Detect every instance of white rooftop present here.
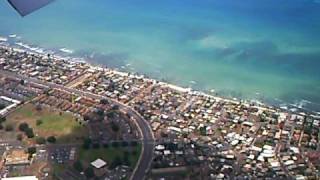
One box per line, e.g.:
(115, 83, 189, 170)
(155, 145, 165, 150)
(91, 158, 107, 169)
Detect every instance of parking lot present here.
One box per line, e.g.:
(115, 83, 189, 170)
(49, 145, 77, 164)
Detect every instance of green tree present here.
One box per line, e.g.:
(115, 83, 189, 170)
(19, 122, 29, 132)
(199, 126, 207, 136)
(123, 153, 130, 166)
(36, 119, 43, 126)
(36, 137, 46, 144)
(111, 141, 119, 148)
(109, 156, 122, 169)
(103, 143, 109, 148)
(82, 138, 92, 149)
(100, 99, 109, 105)
(84, 167, 95, 178)
(47, 136, 56, 143)
(27, 147, 36, 155)
(96, 108, 104, 116)
(107, 111, 115, 119)
(73, 160, 83, 172)
(0, 116, 6, 123)
(25, 128, 35, 138)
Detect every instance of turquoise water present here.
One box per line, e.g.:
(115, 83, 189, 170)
(0, 0, 320, 111)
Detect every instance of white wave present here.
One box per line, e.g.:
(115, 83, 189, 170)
(15, 42, 32, 49)
(60, 48, 74, 54)
(289, 108, 298, 112)
(301, 99, 312, 104)
(291, 99, 312, 109)
(9, 34, 17, 38)
(0, 36, 8, 42)
(30, 47, 45, 54)
(15, 42, 47, 54)
(190, 80, 197, 84)
(251, 99, 264, 106)
(280, 105, 288, 110)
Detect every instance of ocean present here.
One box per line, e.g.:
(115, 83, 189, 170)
(0, 0, 320, 111)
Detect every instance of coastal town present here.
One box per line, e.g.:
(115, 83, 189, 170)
(0, 44, 319, 180)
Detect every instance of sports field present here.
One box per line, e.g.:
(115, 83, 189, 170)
(6, 103, 88, 143)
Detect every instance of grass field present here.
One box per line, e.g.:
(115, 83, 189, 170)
(6, 103, 88, 143)
(78, 144, 142, 169)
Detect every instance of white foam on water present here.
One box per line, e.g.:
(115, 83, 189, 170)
(14, 42, 49, 55)
(31, 47, 45, 54)
(59, 48, 74, 54)
(0, 37, 8, 42)
(15, 42, 32, 49)
(9, 34, 17, 38)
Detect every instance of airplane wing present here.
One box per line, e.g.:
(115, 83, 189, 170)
(7, 0, 55, 16)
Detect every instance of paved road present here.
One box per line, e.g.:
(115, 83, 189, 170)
(122, 106, 155, 180)
(0, 70, 155, 180)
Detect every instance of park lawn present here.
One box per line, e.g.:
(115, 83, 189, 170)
(52, 163, 65, 174)
(37, 111, 78, 134)
(78, 144, 142, 169)
(6, 103, 88, 143)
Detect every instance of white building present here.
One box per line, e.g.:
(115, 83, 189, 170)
(3, 176, 38, 180)
(91, 158, 107, 169)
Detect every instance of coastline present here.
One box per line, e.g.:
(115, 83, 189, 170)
(0, 37, 319, 114)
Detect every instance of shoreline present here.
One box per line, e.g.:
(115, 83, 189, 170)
(0, 38, 318, 114)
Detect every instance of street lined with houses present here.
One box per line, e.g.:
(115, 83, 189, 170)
(0, 46, 319, 179)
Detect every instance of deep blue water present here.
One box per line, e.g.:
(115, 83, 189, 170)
(0, 0, 320, 111)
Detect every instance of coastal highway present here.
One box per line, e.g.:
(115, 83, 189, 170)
(0, 70, 155, 180)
